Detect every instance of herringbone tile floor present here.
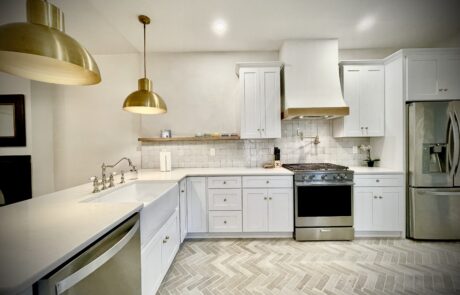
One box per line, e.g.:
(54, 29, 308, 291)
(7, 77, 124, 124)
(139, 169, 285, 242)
(158, 238, 460, 295)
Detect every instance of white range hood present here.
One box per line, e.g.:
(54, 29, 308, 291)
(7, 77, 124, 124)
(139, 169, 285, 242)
(280, 39, 349, 119)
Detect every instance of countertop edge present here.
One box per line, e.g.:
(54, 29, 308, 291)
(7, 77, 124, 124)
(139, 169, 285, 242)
(0, 204, 143, 295)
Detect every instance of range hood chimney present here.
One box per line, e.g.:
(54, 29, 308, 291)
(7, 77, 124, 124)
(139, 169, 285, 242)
(280, 39, 349, 119)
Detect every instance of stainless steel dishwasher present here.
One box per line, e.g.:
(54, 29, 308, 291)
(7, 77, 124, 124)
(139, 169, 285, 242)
(37, 213, 141, 295)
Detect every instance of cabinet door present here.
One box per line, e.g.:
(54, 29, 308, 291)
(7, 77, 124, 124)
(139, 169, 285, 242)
(161, 211, 180, 276)
(354, 188, 375, 231)
(268, 188, 293, 232)
(359, 66, 384, 136)
(240, 68, 262, 139)
(406, 55, 443, 101)
(260, 68, 281, 138)
(440, 55, 460, 100)
(242, 189, 268, 232)
(179, 179, 187, 242)
(373, 189, 400, 231)
(342, 66, 363, 136)
(187, 177, 207, 233)
(142, 233, 163, 295)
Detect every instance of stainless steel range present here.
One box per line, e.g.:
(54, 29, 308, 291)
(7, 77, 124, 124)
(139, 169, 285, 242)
(282, 163, 354, 241)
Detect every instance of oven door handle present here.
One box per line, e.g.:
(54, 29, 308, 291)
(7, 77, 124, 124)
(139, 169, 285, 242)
(295, 182, 355, 187)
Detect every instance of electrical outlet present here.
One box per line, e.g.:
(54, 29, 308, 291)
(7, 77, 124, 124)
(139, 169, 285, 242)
(210, 148, 216, 157)
(352, 146, 358, 154)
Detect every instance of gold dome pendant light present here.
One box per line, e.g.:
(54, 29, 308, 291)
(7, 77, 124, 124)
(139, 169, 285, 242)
(123, 15, 167, 115)
(0, 0, 101, 85)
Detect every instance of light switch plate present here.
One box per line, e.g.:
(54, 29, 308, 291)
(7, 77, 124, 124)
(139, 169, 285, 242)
(210, 148, 216, 157)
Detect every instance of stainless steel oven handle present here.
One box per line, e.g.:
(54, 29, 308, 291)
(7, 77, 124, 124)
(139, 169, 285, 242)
(55, 220, 140, 294)
(295, 182, 354, 187)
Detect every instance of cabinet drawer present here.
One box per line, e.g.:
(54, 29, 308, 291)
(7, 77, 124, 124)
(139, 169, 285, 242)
(208, 189, 242, 210)
(354, 175, 404, 187)
(207, 176, 242, 188)
(208, 211, 242, 232)
(242, 176, 293, 188)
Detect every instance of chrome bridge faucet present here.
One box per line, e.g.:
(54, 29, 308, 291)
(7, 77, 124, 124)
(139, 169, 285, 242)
(90, 157, 138, 193)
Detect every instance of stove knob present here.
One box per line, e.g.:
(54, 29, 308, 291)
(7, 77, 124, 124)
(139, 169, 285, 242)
(333, 175, 339, 180)
(309, 175, 315, 180)
(340, 174, 347, 180)
(321, 175, 327, 180)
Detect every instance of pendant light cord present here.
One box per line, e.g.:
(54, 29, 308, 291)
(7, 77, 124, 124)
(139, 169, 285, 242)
(143, 22, 147, 78)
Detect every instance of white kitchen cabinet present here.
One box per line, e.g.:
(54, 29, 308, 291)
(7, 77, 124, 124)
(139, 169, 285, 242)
(406, 54, 460, 101)
(243, 188, 293, 232)
(208, 211, 242, 232)
(333, 64, 384, 137)
(208, 189, 242, 211)
(142, 232, 163, 295)
(187, 177, 207, 233)
(179, 179, 187, 242)
(354, 173, 404, 236)
(142, 210, 180, 295)
(267, 189, 294, 232)
(242, 189, 268, 232)
(161, 210, 180, 275)
(237, 63, 282, 139)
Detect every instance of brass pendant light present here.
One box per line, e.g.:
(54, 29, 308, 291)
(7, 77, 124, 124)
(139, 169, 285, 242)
(0, 0, 101, 85)
(123, 15, 167, 115)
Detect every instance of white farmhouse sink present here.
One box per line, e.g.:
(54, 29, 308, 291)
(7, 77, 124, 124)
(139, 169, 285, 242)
(85, 181, 177, 205)
(83, 181, 179, 247)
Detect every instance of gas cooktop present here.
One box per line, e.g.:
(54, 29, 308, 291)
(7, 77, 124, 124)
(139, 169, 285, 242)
(282, 163, 349, 172)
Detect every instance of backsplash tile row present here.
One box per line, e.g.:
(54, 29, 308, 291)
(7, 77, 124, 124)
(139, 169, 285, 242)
(141, 120, 370, 168)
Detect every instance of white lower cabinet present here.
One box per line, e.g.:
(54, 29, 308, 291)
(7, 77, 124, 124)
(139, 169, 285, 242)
(354, 174, 404, 236)
(142, 209, 180, 295)
(187, 177, 207, 233)
(243, 188, 293, 232)
(208, 211, 242, 232)
(142, 233, 163, 295)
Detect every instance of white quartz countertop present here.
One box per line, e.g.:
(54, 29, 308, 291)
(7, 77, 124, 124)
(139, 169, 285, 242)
(137, 167, 293, 182)
(0, 167, 292, 294)
(349, 166, 404, 174)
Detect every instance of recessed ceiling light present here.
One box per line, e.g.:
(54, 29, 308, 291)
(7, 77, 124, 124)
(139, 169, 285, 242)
(356, 15, 376, 32)
(211, 19, 228, 36)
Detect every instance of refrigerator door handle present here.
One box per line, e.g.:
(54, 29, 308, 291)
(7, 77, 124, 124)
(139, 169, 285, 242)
(448, 111, 460, 177)
(453, 112, 460, 175)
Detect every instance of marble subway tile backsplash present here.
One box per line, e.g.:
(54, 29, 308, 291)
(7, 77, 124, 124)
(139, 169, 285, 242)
(141, 120, 370, 168)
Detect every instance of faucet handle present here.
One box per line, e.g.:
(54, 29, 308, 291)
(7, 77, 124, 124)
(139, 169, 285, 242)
(120, 170, 125, 184)
(90, 176, 100, 193)
(108, 172, 116, 188)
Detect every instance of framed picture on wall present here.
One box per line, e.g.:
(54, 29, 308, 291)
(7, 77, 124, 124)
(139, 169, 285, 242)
(0, 94, 26, 147)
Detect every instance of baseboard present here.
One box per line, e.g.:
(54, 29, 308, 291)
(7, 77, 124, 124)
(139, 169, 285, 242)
(354, 231, 403, 238)
(186, 232, 294, 239)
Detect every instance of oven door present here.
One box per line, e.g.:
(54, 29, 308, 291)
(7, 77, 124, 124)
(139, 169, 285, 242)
(295, 182, 353, 227)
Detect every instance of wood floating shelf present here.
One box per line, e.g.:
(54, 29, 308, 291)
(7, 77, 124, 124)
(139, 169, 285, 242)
(138, 135, 241, 142)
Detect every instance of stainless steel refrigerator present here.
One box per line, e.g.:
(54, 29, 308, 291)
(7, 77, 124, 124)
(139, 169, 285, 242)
(408, 101, 460, 240)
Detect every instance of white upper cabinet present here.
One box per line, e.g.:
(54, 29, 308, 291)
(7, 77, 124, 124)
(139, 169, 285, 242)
(406, 53, 460, 101)
(333, 64, 384, 137)
(237, 63, 282, 139)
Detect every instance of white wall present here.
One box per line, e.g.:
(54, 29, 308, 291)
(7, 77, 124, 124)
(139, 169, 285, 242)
(52, 54, 142, 190)
(30, 82, 56, 196)
(434, 32, 460, 48)
(141, 51, 278, 137)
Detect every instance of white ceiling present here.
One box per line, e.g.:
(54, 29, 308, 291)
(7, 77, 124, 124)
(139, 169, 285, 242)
(2, 0, 460, 54)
